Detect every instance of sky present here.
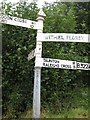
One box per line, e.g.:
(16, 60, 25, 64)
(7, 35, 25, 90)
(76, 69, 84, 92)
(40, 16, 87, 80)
(1, 0, 59, 8)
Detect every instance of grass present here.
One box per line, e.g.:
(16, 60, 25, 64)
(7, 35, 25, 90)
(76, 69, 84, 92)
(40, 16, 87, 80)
(20, 107, 88, 119)
(43, 107, 88, 118)
(20, 87, 88, 119)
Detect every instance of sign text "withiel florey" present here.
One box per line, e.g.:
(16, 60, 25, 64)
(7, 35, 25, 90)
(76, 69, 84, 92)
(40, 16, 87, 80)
(37, 33, 89, 43)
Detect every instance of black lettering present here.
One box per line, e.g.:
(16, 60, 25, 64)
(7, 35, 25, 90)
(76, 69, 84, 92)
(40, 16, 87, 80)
(84, 64, 88, 69)
(73, 62, 76, 69)
(49, 59, 59, 63)
(14, 17, 27, 23)
(72, 36, 75, 40)
(50, 63, 54, 67)
(61, 64, 71, 69)
(43, 62, 60, 68)
(66, 35, 70, 40)
(77, 63, 90, 69)
(78, 36, 81, 40)
(80, 63, 88, 68)
(81, 63, 84, 68)
(19, 18, 23, 22)
(49, 35, 53, 40)
(80, 36, 83, 40)
(43, 62, 45, 66)
(77, 63, 80, 68)
(44, 58, 59, 64)
(14, 17, 17, 21)
(43, 62, 49, 67)
(50, 63, 59, 68)
(58, 35, 64, 40)
(8, 16, 13, 20)
(48, 35, 51, 39)
(44, 58, 49, 62)
(54, 36, 58, 39)
(67, 35, 82, 41)
(48, 59, 52, 62)
(85, 64, 88, 69)
(30, 24, 34, 28)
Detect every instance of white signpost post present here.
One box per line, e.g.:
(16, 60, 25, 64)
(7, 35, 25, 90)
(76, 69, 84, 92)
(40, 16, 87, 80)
(32, 9, 46, 119)
(1, 7, 90, 119)
(37, 33, 89, 43)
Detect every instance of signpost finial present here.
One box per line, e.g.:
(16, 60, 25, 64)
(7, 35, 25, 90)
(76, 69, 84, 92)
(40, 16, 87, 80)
(37, 9, 46, 21)
(38, 8, 46, 17)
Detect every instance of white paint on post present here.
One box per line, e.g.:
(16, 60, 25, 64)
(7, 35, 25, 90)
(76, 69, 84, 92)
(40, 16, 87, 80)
(35, 57, 90, 70)
(0, 15, 42, 29)
(37, 33, 89, 43)
(32, 9, 46, 119)
(33, 68, 41, 119)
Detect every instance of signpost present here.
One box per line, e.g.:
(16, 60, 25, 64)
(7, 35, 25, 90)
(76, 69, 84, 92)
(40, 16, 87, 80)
(1, 6, 90, 119)
(35, 58, 90, 70)
(32, 9, 46, 119)
(0, 15, 42, 29)
(37, 33, 89, 43)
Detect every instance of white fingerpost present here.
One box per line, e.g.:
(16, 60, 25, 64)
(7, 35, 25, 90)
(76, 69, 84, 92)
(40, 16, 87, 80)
(32, 9, 46, 119)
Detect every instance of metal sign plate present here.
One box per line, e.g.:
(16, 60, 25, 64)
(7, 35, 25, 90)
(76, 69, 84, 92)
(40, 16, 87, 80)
(37, 33, 89, 43)
(0, 15, 42, 29)
(35, 57, 90, 70)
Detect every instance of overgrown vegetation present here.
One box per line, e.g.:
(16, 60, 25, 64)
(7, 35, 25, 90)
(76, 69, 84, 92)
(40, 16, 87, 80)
(1, 1, 89, 119)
